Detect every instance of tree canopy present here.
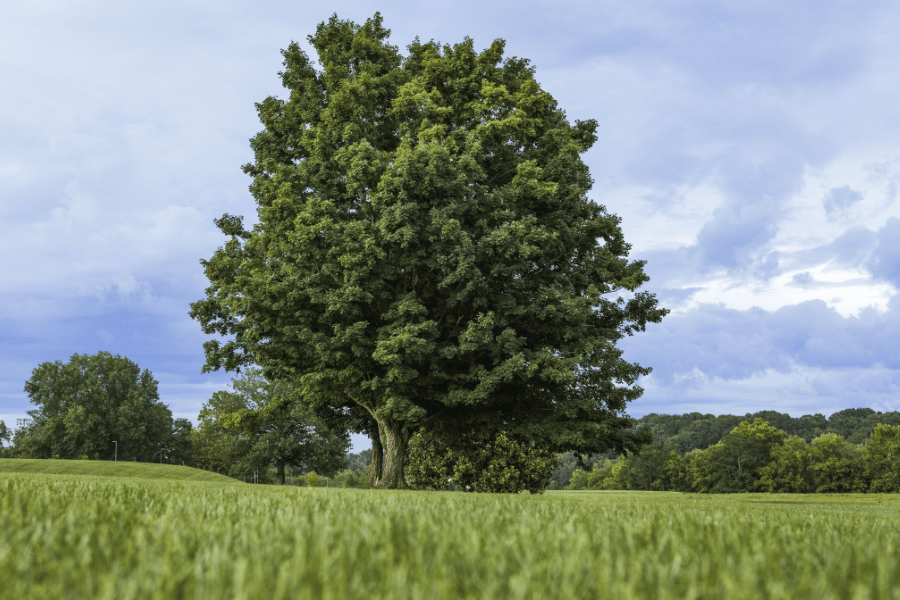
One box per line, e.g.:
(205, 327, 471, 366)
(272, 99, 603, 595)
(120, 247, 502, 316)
(189, 12, 668, 488)
(192, 367, 349, 483)
(633, 408, 900, 454)
(18, 351, 174, 461)
(562, 411, 900, 494)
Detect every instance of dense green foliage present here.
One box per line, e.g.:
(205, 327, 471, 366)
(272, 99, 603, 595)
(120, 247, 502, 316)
(0, 421, 10, 458)
(407, 429, 557, 493)
(4, 473, 900, 599)
(565, 416, 900, 494)
(191, 368, 349, 484)
(554, 408, 900, 491)
(330, 449, 375, 488)
(188, 12, 667, 488)
(331, 468, 371, 488)
(15, 351, 179, 462)
(635, 408, 900, 452)
(0, 459, 234, 482)
(169, 417, 195, 466)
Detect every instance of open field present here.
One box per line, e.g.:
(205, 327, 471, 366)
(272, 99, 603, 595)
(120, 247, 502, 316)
(2, 474, 900, 599)
(0, 458, 236, 482)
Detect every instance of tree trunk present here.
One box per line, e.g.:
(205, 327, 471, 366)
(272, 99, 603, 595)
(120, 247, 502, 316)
(372, 420, 410, 490)
(368, 431, 383, 488)
(277, 460, 286, 485)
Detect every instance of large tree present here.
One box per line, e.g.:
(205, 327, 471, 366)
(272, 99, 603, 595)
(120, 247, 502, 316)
(19, 351, 173, 461)
(189, 13, 669, 488)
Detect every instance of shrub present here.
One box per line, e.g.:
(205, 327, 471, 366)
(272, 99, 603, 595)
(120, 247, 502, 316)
(407, 430, 558, 494)
(334, 469, 369, 488)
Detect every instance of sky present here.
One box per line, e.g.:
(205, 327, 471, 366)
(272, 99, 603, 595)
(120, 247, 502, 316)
(2, 0, 899, 452)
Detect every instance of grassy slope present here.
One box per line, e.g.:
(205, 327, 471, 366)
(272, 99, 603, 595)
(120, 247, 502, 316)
(0, 458, 237, 482)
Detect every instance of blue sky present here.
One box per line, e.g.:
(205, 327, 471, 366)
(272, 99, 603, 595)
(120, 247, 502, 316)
(2, 1, 898, 452)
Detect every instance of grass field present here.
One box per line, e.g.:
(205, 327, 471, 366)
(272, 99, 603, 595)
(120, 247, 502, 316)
(2, 467, 900, 599)
(0, 458, 235, 482)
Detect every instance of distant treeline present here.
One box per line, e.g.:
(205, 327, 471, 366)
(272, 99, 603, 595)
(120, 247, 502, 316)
(550, 408, 900, 493)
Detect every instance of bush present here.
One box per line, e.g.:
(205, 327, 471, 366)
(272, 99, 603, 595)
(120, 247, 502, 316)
(333, 469, 369, 488)
(305, 471, 323, 488)
(407, 430, 558, 494)
(333, 469, 352, 488)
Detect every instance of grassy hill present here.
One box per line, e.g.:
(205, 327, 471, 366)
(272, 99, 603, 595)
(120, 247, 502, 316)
(0, 458, 238, 483)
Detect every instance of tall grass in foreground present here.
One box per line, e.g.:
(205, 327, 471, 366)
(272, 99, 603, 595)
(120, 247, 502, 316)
(2, 474, 899, 599)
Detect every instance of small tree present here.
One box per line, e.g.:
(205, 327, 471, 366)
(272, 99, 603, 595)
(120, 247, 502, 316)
(191, 389, 254, 478)
(305, 471, 323, 487)
(194, 368, 349, 483)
